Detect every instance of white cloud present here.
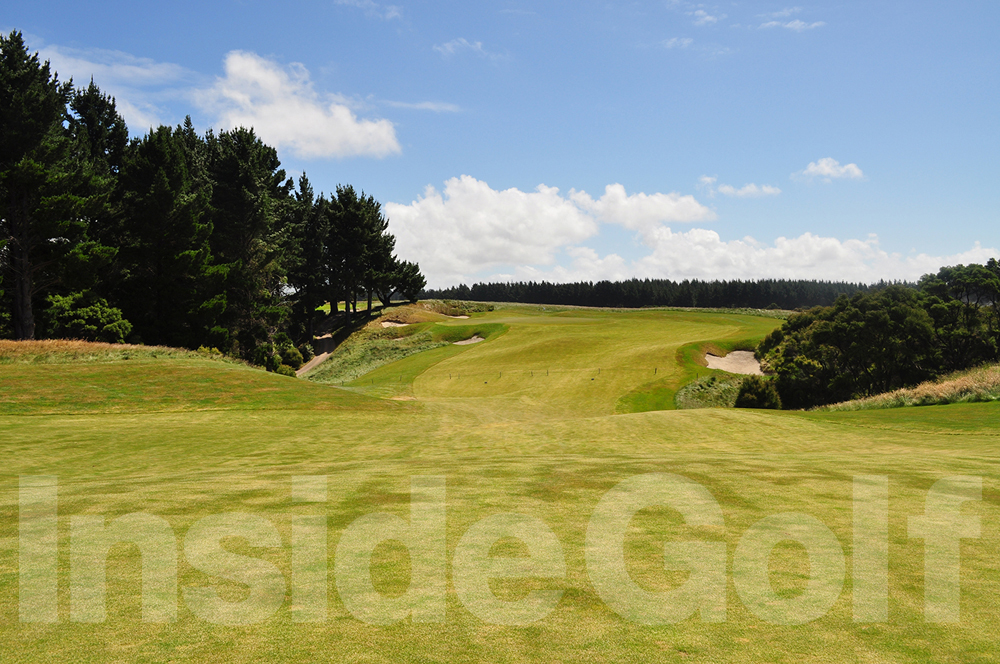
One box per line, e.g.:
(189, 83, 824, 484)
(570, 184, 715, 232)
(433, 38, 506, 61)
(717, 183, 782, 197)
(35, 43, 195, 130)
(334, 0, 402, 20)
(765, 7, 802, 18)
(384, 100, 461, 112)
(662, 37, 694, 49)
(760, 19, 825, 30)
(386, 176, 599, 286)
(487, 232, 997, 287)
(691, 9, 724, 25)
(799, 157, 864, 181)
(699, 176, 781, 198)
(632, 232, 996, 283)
(195, 51, 400, 159)
(386, 177, 717, 287)
(387, 176, 995, 288)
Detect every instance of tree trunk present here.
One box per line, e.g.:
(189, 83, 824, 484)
(367, 289, 373, 314)
(10, 195, 35, 340)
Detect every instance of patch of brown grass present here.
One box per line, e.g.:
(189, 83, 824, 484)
(823, 363, 1000, 411)
(0, 339, 208, 364)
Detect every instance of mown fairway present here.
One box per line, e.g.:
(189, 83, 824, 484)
(1, 306, 998, 663)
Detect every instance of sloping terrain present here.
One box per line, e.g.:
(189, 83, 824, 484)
(1, 307, 999, 663)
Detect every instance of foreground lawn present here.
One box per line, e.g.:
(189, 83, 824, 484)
(1, 307, 997, 663)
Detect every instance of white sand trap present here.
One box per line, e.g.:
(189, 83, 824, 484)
(705, 351, 762, 375)
(454, 335, 484, 345)
(447, 315, 470, 319)
(381, 321, 409, 328)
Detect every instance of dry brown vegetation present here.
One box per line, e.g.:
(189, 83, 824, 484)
(823, 362, 1000, 411)
(0, 339, 212, 364)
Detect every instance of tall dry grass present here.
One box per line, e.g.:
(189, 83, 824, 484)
(0, 339, 211, 364)
(822, 363, 1000, 411)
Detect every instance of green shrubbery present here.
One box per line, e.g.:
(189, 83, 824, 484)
(734, 375, 782, 409)
(45, 293, 132, 344)
(757, 263, 1000, 408)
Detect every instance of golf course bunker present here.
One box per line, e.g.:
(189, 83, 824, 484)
(454, 335, 484, 345)
(705, 351, 762, 375)
(381, 321, 409, 328)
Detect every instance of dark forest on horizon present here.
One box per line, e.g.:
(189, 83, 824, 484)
(421, 277, 885, 310)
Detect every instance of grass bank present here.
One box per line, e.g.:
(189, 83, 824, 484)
(822, 362, 1000, 411)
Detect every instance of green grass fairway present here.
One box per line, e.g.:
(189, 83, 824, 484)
(2, 306, 999, 663)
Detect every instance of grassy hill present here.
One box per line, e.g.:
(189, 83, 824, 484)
(822, 362, 1000, 411)
(2, 306, 999, 663)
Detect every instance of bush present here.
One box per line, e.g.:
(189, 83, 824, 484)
(735, 375, 783, 409)
(45, 292, 132, 343)
(298, 343, 315, 362)
(280, 346, 304, 370)
(274, 364, 297, 377)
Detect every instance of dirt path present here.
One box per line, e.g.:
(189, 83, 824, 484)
(296, 352, 329, 376)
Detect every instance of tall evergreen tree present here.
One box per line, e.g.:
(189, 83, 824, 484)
(206, 126, 292, 357)
(286, 173, 334, 340)
(0, 31, 117, 339)
(0, 31, 73, 339)
(115, 123, 215, 346)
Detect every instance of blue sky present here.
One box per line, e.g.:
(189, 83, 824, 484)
(6, 1, 998, 287)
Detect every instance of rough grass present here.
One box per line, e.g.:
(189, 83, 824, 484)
(0, 341, 381, 415)
(822, 362, 1000, 411)
(305, 318, 507, 385)
(675, 372, 744, 409)
(0, 339, 225, 364)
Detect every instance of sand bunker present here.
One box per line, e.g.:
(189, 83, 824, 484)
(447, 315, 470, 319)
(381, 321, 409, 328)
(454, 335, 484, 345)
(705, 351, 762, 375)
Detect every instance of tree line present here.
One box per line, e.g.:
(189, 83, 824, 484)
(422, 278, 876, 310)
(0, 32, 425, 367)
(757, 260, 1000, 409)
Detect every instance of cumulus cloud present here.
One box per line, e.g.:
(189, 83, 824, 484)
(334, 0, 402, 20)
(662, 37, 694, 49)
(633, 233, 995, 283)
(386, 176, 599, 286)
(195, 51, 400, 159)
(433, 38, 506, 61)
(484, 232, 997, 287)
(386, 175, 996, 288)
(386, 177, 718, 286)
(760, 19, 825, 30)
(570, 184, 715, 232)
(799, 157, 864, 181)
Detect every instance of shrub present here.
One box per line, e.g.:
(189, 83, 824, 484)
(274, 364, 297, 377)
(298, 343, 315, 362)
(45, 292, 132, 344)
(280, 346, 304, 370)
(735, 375, 783, 409)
